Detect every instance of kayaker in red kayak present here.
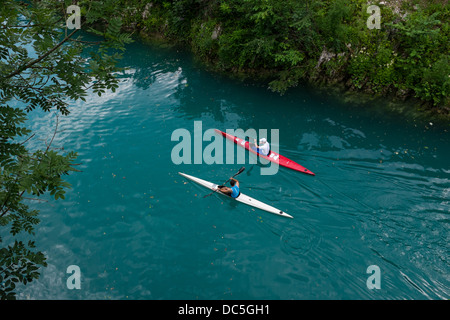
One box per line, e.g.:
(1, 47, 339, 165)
(214, 129, 315, 175)
(217, 178, 240, 198)
(251, 138, 271, 156)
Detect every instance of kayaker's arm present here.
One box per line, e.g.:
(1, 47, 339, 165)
(218, 186, 232, 195)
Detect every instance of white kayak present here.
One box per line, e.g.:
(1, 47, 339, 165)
(178, 172, 293, 219)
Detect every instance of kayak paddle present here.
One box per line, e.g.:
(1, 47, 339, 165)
(203, 167, 245, 198)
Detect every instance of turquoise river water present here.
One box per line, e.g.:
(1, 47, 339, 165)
(12, 39, 450, 299)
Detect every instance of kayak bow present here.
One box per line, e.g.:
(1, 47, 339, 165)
(214, 129, 315, 176)
(179, 172, 293, 219)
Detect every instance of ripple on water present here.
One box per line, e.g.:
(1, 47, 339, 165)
(280, 224, 322, 257)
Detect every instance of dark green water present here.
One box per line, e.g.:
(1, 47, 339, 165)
(16, 39, 449, 299)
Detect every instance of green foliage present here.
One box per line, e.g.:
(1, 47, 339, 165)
(416, 55, 450, 105)
(0, 0, 131, 299)
(316, 0, 356, 51)
(217, 28, 252, 68)
(189, 19, 220, 62)
(385, 5, 449, 105)
(0, 106, 79, 300)
(117, 0, 449, 109)
(348, 42, 397, 92)
(0, 240, 47, 300)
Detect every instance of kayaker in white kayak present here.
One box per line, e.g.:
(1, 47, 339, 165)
(251, 138, 270, 156)
(217, 178, 240, 198)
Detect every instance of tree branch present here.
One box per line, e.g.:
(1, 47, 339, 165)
(2, 28, 79, 80)
(19, 133, 36, 145)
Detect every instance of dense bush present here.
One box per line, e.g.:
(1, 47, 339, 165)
(120, 0, 449, 110)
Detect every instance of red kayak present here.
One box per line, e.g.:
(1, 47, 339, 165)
(215, 129, 315, 176)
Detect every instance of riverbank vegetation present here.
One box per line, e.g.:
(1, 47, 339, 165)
(119, 0, 449, 115)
